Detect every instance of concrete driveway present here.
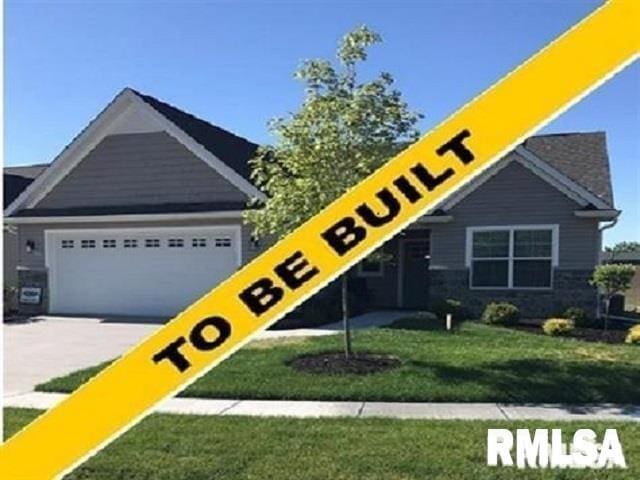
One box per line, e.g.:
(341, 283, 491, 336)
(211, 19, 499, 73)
(3, 316, 160, 396)
(3, 310, 407, 397)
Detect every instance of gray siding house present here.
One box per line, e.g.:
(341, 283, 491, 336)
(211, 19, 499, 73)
(4, 88, 618, 318)
(4, 165, 48, 290)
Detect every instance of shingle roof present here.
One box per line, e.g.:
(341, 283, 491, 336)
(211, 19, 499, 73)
(132, 90, 259, 182)
(524, 132, 614, 207)
(3, 164, 48, 207)
(3, 89, 616, 215)
(4, 164, 48, 180)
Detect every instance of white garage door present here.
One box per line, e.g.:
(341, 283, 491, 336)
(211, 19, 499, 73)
(46, 226, 241, 317)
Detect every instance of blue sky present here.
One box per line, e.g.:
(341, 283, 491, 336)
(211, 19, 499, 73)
(5, 0, 638, 246)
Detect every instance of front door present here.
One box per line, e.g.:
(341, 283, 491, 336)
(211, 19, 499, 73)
(401, 239, 430, 309)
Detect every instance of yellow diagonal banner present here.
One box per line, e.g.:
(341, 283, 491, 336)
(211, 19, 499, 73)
(2, 1, 638, 478)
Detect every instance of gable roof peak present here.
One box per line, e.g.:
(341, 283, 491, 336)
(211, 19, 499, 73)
(523, 131, 613, 207)
(126, 88, 259, 183)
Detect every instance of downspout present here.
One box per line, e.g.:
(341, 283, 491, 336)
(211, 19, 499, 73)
(596, 213, 620, 318)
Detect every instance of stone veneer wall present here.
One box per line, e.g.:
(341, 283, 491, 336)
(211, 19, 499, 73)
(17, 269, 49, 315)
(429, 269, 596, 318)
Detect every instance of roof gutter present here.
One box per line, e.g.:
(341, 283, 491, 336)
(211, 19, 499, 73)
(574, 209, 620, 219)
(598, 212, 620, 234)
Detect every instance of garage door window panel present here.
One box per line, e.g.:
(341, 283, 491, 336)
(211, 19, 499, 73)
(215, 237, 232, 247)
(47, 227, 241, 316)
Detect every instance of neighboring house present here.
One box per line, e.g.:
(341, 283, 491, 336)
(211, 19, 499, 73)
(3, 88, 619, 318)
(4, 165, 48, 289)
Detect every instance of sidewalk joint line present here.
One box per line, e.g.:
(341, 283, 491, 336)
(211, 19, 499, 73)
(496, 404, 510, 420)
(217, 399, 243, 415)
(356, 402, 366, 417)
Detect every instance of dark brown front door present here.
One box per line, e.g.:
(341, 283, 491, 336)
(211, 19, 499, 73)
(401, 239, 430, 309)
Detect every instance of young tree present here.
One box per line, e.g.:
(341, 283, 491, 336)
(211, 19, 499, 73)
(590, 263, 635, 331)
(246, 26, 421, 358)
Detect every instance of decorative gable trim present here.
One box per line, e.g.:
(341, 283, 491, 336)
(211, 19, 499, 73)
(5, 89, 265, 217)
(514, 145, 611, 209)
(433, 145, 611, 213)
(125, 91, 265, 202)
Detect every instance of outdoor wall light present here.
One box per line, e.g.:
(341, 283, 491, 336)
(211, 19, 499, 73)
(25, 240, 35, 253)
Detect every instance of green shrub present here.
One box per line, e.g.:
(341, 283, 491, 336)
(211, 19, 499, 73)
(626, 325, 640, 345)
(543, 318, 575, 337)
(481, 302, 520, 326)
(431, 298, 464, 321)
(562, 307, 590, 328)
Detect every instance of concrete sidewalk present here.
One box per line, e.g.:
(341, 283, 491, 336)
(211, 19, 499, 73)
(258, 310, 410, 339)
(5, 392, 640, 421)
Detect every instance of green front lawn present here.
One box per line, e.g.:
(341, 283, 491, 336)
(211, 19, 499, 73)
(5, 408, 640, 479)
(37, 321, 640, 403)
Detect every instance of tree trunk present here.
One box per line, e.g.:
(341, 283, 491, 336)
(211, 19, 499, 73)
(604, 296, 610, 333)
(341, 274, 353, 359)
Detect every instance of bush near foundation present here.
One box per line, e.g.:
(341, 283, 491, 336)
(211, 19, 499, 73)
(626, 325, 640, 345)
(543, 318, 575, 337)
(481, 302, 520, 326)
(431, 298, 465, 321)
(562, 307, 590, 328)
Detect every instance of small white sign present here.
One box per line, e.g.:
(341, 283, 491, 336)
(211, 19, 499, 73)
(487, 428, 626, 469)
(19, 287, 42, 305)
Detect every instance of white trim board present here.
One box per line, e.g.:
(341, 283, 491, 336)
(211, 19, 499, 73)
(416, 215, 454, 224)
(514, 145, 611, 209)
(5, 211, 245, 225)
(4, 88, 265, 217)
(435, 147, 611, 213)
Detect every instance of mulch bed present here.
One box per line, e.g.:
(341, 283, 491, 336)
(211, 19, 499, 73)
(287, 352, 401, 375)
(512, 324, 627, 344)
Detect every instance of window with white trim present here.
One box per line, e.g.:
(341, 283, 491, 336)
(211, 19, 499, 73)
(103, 239, 117, 249)
(168, 238, 184, 248)
(467, 226, 557, 289)
(81, 239, 96, 249)
(145, 239, 160, 248)
(123, 239, 138, 248)
(357, 254, 384, 277)
(61, 240, 74, 249)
